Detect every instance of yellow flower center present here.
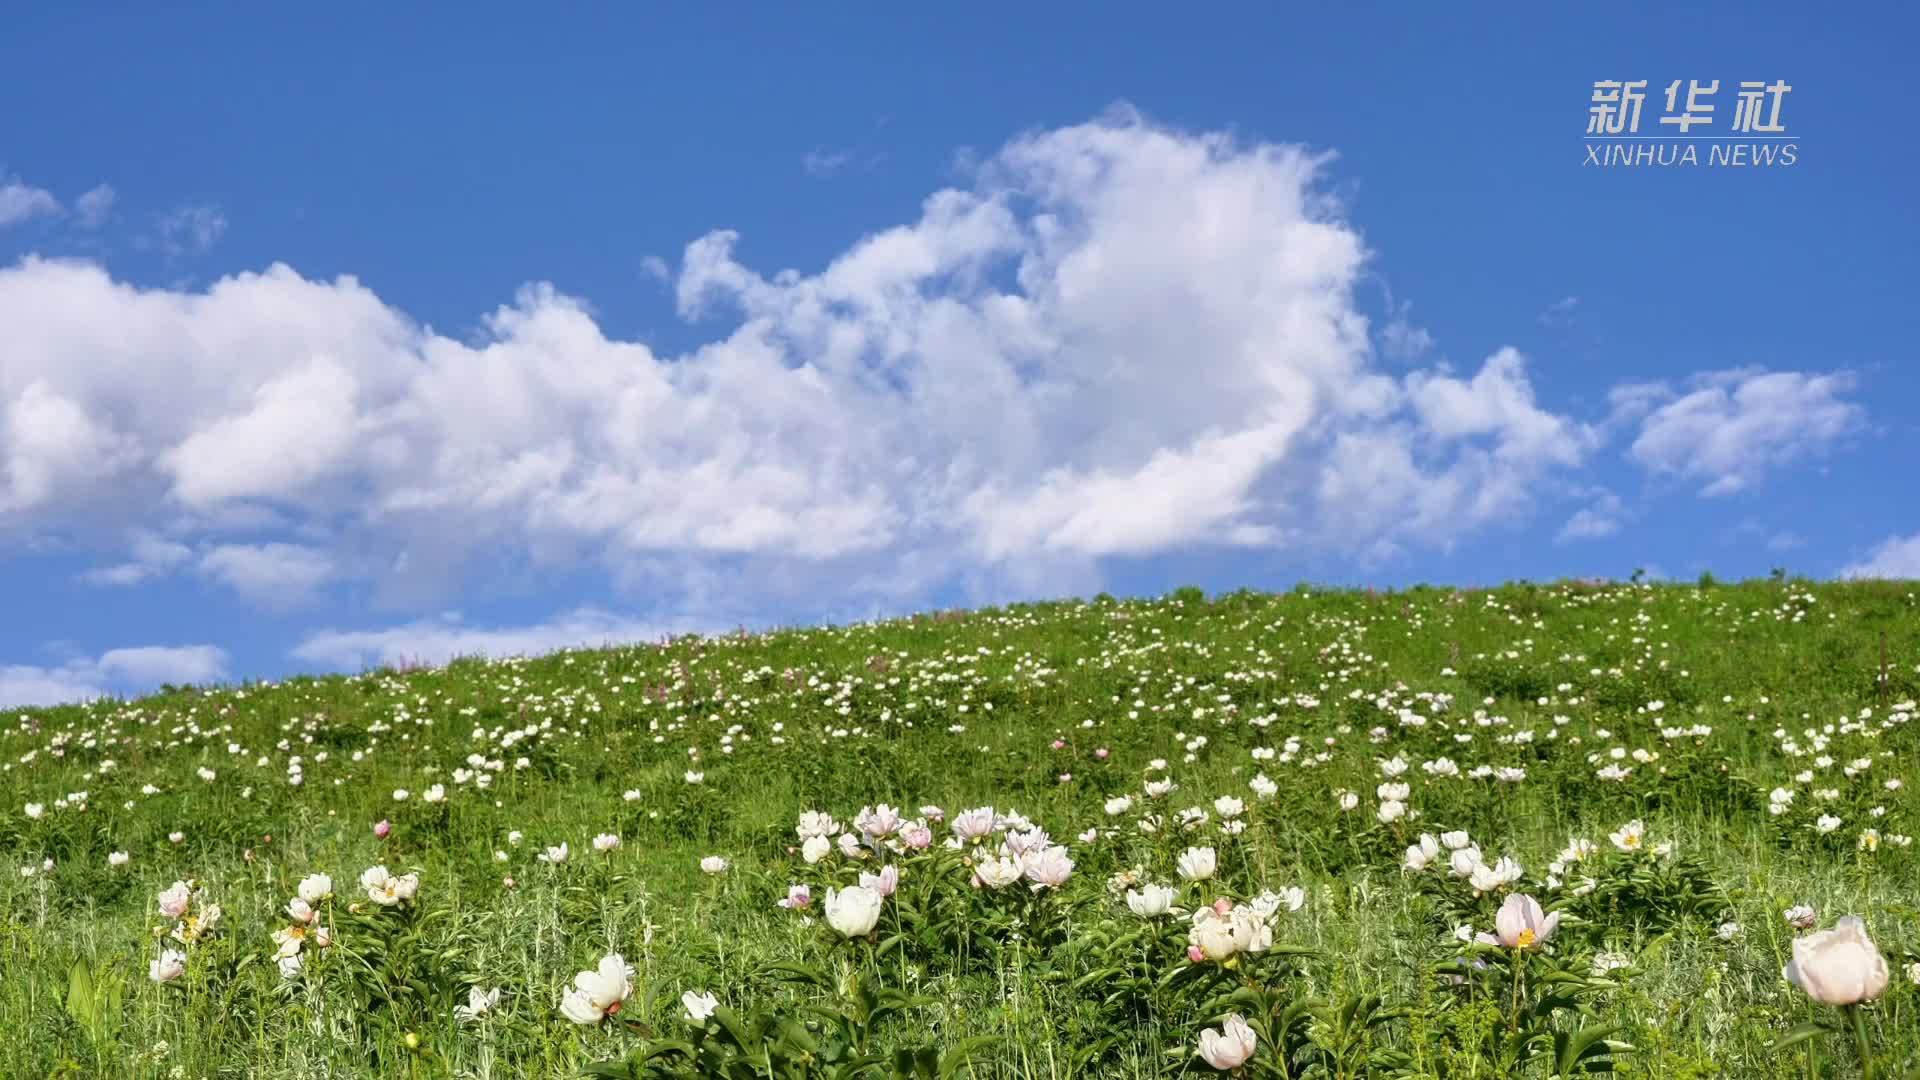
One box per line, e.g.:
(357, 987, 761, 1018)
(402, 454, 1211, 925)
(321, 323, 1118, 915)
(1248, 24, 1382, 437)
(1516, 928, 1536, 948)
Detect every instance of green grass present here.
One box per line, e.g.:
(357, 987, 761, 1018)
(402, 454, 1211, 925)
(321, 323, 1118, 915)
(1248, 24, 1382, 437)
(4, 578, 1920, 1078)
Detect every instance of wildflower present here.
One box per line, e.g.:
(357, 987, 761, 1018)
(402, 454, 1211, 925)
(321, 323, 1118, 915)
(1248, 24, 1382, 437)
(108, 852, 130, 868)
(149, 949, 186, 983)
(455, 986, 500, 1021)
(778, 884, 812, 910)
(1591, 952, 1632, 976)
(1250, 888, 1305, 916)
(373, 820, 391, 839)
(950, 806, 995, 842)
(157, 881, 192, 920)
(1177, 847, 1217, 881)
(860, 865, 899, 898)
(1188, 907, 1254, 961)
(795, 811, 838, 839)
(1609, 820, 1645, 852)
(1196, 1013, 1257, 1070)
(1126, 884, 1177, 918)
(855, 804, 902, 839)
(684, 770, 704, 784)
(360, 865, 419, 906)
(974, 856, 1023, 889)
(824, 885, 883, 938)
(592, 833, 621, 853)
(680, 990, 719, 1022)
(1022, 846, 1073, 890)
(801, 836, 832, 863)
(1448, 847, 1483, 877)
(1785, 905, 1818, 931)
(1476, 893, 1558, 950)
(297, 874, 333, 904)
(270, 925, 309, 959)
(539, 843, 570, 864)
(700, 856, 728, 875)
(559, 954, 634, 1024)
(1783, 917, 1889, 1005)
(1404, 834, 1441, 871)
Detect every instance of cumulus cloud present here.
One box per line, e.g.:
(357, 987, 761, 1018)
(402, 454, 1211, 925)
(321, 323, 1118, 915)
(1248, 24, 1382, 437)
(76, 532, 194, 586)
(155, 203, 227, 255)
(1841, 534, 1920, 580)
(1625, 369, 1863, 496)
(0, 644, 228, 709)
(0, 174, 62, 227)
(196, 542, 335, 609)
(291, 608, 714, 671)
(1557, 490, 1625, 542)
(0, 112, 1596, 621)
(74, 184, 116, 228)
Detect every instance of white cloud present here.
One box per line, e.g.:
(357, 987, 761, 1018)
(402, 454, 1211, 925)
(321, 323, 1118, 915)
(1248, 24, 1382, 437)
(77, 532, 194, 586)
(156, 204, 227, 255)
(1539, 295, 1578, 326)
(1840, 534, 1920, 580)
(802, 148, 857, 177)
(0, 644, 228, 710)
(74, 184, 116, 228)
(0, 175, 61, 227)
(290, 608, 713, 670)
(1557, 490, 1625, 542)
(0, 112, 1597, 619)
(95, 644, 228, 685)
(1626, 369, 1863, 496)
(1380, 317, 1433, 361)
(196, 542, 335, 609)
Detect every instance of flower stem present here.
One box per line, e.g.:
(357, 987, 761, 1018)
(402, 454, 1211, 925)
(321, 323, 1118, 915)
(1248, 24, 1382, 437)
(1508, 949, 1525, 1035)
(1848, 1004, 1875, 1080)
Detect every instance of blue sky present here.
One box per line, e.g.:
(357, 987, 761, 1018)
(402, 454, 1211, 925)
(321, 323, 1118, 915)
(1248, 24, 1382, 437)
(2, 6, 1915, 705)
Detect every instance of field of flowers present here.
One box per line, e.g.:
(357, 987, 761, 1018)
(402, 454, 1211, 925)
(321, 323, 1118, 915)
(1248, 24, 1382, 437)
(4, 579, 1919, 1078)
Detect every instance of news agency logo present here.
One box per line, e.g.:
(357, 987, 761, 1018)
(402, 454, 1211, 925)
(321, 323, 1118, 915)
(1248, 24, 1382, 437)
(1584, 80, 1798, 168)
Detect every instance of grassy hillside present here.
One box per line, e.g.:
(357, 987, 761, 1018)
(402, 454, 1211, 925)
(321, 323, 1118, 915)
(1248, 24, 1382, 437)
(4, 578, 1919, 1077)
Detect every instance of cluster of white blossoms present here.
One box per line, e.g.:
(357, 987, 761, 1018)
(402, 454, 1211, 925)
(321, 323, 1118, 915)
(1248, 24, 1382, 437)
(147, 880, 221, 984)
(270, 873, 337, 980)
(360, 865, 421, 907)
(1402, 831, 1524, 895)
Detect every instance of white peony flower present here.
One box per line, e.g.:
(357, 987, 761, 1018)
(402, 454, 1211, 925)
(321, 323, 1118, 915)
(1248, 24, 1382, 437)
(560, 954, 635, 1024)
(824, 885, 883, 938)
(1783, 916, 1889, 1005)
